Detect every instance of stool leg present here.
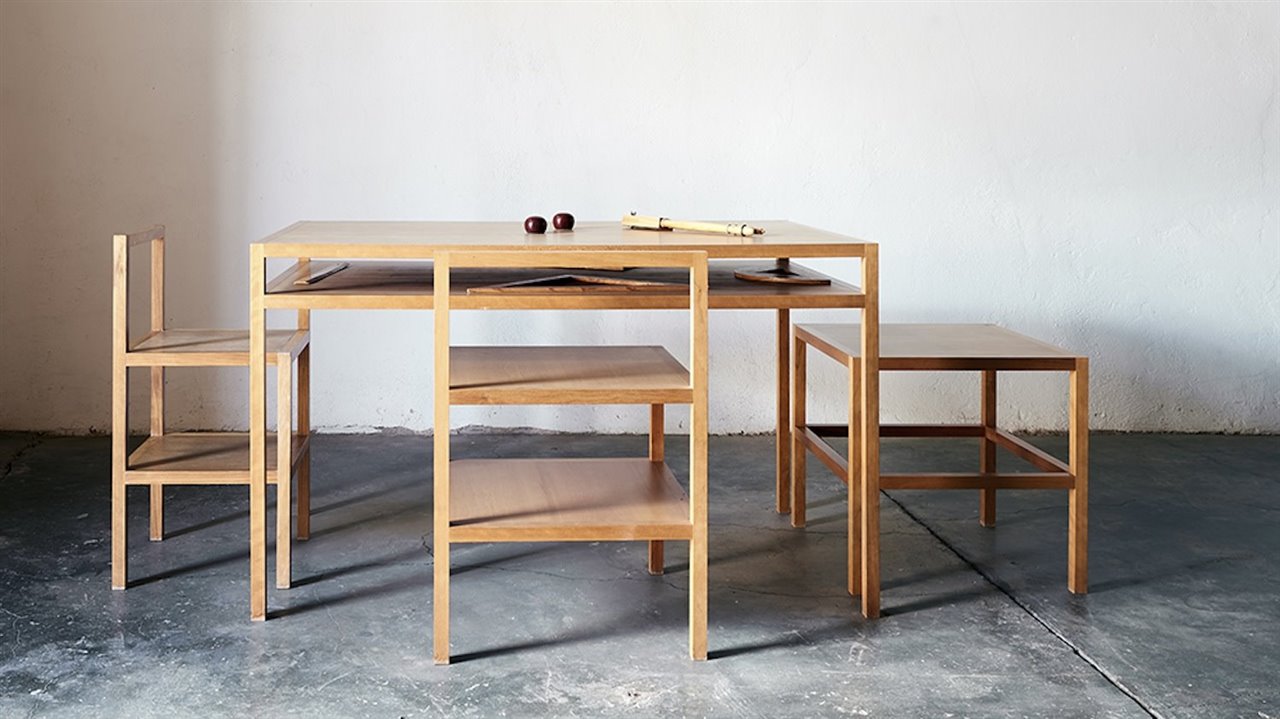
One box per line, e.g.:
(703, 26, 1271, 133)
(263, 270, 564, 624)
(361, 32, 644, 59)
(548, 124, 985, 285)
(1068, 358, 1089, 593)
(848, 359, 862, 598)
(790, 336, 807, 528)
(648, 404, 665, 575)
(276, 357, 292, 590)
(297, 344, 311, 541)
(980, 370, 997, 527)
(148, 366, 165, 541)
(776, 308, 791, 514)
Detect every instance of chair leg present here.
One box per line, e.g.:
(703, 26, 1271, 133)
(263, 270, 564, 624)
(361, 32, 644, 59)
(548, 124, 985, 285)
(297, 345, 311, 541)
(111, 360, 127, 590)
(275, 357, 293, 590)
(1068, 359, 1089, 593)
(980, 370, 997, 527)
(844, 360, 865, 596)
(776, 308, 792, 514)
(148, 485, 164, 541)
(790, 335, 807, 528)
(648, 404, 664, 575)
(856, 364, 880, 619)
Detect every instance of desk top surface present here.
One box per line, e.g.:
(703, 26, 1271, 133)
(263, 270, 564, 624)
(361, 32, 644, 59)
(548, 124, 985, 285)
(256, 221, 872, 259)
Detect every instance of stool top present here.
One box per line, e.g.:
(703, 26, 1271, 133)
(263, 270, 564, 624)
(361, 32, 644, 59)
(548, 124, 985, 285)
(795, 323, 1082, 370)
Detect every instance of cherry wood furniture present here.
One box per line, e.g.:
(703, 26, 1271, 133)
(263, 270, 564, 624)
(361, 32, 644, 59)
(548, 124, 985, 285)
(247, 220, 878, 627)
(432, 250, 708, 662)
(791, 323, 1089, 618)
(112, 226, 311, 592)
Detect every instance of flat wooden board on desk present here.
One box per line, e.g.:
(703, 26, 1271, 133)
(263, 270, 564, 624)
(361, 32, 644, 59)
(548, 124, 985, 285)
(256, 220, 870, 259)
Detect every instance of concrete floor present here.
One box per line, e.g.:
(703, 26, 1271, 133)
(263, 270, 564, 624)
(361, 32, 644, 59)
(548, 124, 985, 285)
(0, 432, 1276, 717)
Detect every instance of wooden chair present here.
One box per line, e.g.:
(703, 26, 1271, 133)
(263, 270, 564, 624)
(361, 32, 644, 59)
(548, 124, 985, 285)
(433, 250, 709, 663)
(791, 323, 1088, 617)
(111, 226, 312, 591)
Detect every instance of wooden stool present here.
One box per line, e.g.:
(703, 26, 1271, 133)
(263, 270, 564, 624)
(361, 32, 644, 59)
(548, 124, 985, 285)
(791, 323, 1088, 618)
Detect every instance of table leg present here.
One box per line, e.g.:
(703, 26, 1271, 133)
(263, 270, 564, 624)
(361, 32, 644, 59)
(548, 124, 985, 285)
(249, 245, 268, 620)
(790, 335, 806, 527)
(1069, 358, 1089, 593)
(980, 370, 998, 527)
(859, 246, 880, 618)
(648, 403, 665, 575)
(776, 308, 791, 514)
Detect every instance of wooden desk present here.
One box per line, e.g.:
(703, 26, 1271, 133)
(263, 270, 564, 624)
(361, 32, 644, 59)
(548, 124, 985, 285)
(247, 220, 879, 621)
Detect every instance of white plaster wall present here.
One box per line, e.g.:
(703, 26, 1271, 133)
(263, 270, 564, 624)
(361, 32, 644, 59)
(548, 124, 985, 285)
(1, 1, 1276, 434)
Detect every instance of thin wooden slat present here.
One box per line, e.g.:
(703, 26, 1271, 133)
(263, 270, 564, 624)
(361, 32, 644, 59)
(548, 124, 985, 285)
(149, 235, 166, 542)
(433, 254, 452, 664)
(111, 234, 128, 590)
(848, 353, 862, 599)
(989, 429, 1071, 474)
(297, 344, 311, 541)
(118, 225, 164, 246)
(248, 244, 267, 621)
(275, 359, 292, 590)
(689, 256, 709, 661)
(123, 433, 305, 483)
(980, 370, 998, 527)
(790, 333, 806, 527)
(776, 307, 791, 514)
(797, 427, 848, 480)
(1069, 358, 1089, 593)
(859, 245, 880, 619)
(881, 473, 1075, 490)
(814, 423, 986, 438)
(648, 404, 665, 576)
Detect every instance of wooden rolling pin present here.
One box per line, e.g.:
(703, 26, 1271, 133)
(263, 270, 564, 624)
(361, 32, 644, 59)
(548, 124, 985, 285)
(623, 213, 765, 237)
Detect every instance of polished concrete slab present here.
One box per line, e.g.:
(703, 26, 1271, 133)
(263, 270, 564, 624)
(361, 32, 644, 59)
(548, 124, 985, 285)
(0, 432, 1276, 717)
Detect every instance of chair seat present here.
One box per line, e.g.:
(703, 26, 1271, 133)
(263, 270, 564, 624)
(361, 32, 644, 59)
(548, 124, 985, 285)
(126, 329, 307, 366)
(795, 323, 1079, 370)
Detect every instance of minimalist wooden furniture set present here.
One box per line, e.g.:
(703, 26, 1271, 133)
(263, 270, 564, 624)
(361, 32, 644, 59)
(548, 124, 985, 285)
(111, 226, 312, 592)
(108, 219, 1088, 661)
(791, 323, 1089, 618)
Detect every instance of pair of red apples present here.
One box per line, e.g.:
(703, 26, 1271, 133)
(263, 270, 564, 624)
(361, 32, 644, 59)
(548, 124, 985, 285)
(523, 213, 574, 234)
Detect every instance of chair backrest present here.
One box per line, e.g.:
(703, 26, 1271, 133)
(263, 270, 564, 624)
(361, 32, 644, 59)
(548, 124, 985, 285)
(111, 225, 166, 358)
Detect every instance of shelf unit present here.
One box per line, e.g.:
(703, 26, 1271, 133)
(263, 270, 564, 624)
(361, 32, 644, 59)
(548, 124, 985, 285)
(111, 226, 312, 594)
(432, 250, 709, 664)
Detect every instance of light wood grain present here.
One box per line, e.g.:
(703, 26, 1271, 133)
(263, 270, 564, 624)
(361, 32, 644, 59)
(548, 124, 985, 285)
(1069, 358, 1089, 594)
(126, 329, 307, 366)
(125, 432, 305, 483)
(648, 404, 665, 576)
(449, 459, 693, 542)
(432, 249, 709, 662)
(248, 244, 267, 621)
(149, 236, 166, 541)
(111, 235, 128, 589)
(276, 359, 292, 590)
(792, 315, 1089, 613)
(859, 245, 880, 619)
(257, 220, 867, 259)
(775, 308, 792, 515)
(264, 261, 862, 311)
(433, 255, 452, 664)
(790, 333, 806, 527)
(795, 323, 1077, 370)
(980, 370, 997, 527)
(450, 346, 692, 405)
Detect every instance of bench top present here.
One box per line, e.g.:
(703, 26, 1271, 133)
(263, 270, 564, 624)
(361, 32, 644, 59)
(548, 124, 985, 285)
(795, 323, 1082, 371)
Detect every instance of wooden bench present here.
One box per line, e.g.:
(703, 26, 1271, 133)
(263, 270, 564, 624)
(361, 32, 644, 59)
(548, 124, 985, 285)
(791, 323, 1088, 618)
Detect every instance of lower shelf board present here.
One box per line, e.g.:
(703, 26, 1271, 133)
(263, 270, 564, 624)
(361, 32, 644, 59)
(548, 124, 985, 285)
(125, 432, 308, 485)
(448, 458, 693, 543)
